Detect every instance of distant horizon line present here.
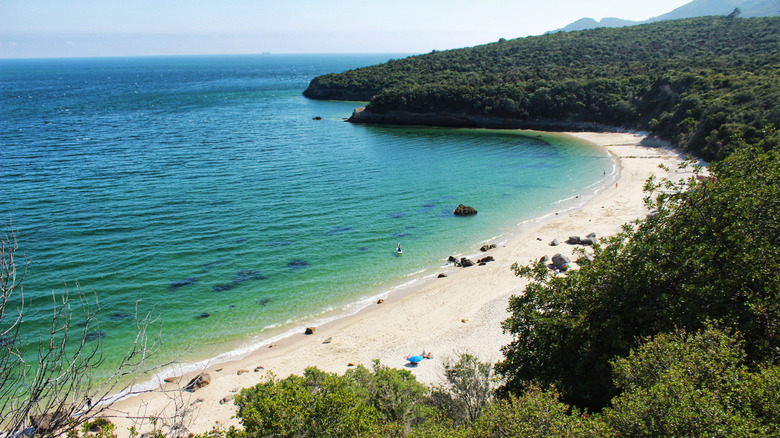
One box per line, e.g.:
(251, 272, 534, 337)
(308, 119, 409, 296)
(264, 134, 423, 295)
(0, 52, 422, 62)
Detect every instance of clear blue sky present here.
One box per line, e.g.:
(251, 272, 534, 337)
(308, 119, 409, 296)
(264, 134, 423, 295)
(1, 0, 693, 58)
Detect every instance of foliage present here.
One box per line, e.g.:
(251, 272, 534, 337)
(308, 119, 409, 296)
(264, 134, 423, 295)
(304, 16, 780, 161)
(602, 326, 780, 437)
(346, 359, 435, 430)
(465, 387, 613, 437)
(496, 146, 780, 411)
(229, 361, 433, 438)
(430, 353, 495, 424)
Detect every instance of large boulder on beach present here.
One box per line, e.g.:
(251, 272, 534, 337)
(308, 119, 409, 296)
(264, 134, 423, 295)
(184, 373, 211, 392)
(480, 244, 496, 252)
(477, 256, 494, 265)
(550, 238, 560, 246)
(453, 204, 478, 216)
(552, 254, 570, 271)
(460, 257, 475, 267)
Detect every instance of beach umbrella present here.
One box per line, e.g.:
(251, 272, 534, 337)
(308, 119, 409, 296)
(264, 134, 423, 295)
(406, 355, 424, 364)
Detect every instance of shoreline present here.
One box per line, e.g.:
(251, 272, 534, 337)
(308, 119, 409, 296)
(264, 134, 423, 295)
(107, 131, 683, 434)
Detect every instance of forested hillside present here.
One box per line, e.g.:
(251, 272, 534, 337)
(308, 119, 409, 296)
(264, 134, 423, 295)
(304, 16, 779, 161)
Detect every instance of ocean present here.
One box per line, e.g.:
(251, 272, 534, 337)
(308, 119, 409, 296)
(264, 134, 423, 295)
(0, 54, 613, 383)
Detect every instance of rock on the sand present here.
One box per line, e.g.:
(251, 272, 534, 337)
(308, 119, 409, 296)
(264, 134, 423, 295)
(477, 256, 494, 265)
(460, 257, 475, 267)
(552, 254, 570, 271)
(184, 373, 211, 392)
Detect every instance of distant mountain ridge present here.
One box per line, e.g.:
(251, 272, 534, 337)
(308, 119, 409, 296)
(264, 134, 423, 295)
(551, 0, 779, 32)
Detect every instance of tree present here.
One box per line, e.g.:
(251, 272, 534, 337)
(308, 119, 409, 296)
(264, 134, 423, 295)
(346, 359, 434, 432)
(430, 353, 495, 424)
(603, 325, 780, 436)
(229, 361, 440, 437)
(0, 219, 168, 437)
(497, 146, 780, 411)
(230, 367, 383, 438)
(466, 387, 613, 437)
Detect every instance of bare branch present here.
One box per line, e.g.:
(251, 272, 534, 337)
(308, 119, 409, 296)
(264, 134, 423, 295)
(0, 218, 196, 438)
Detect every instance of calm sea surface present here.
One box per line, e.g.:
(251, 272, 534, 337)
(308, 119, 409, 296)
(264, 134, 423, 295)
(0, 54, 612, 382)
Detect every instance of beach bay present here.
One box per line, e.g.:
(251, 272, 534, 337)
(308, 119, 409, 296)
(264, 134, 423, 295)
(0, 54, 611, 390)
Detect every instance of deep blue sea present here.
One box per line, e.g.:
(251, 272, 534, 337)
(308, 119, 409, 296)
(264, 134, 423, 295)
(0, 54, 612, 383)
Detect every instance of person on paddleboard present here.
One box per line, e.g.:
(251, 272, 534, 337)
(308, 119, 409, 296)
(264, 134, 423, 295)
(397, 243, 402, 253)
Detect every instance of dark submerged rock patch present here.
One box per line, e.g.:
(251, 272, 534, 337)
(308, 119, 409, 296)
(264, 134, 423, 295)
(234, 270, 268, 282)
(287, 260, 310, 270)
(171, 277, 199, 289)
(108, 312, 131, 321)
(213, 270, 267, 292)
(212, 283, 236, 292)
(326, 225, 353, 235)
(84, 331, 106, 342)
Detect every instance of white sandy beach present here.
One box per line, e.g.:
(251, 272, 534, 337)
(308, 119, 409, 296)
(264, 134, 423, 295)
(107, 131, 684, 434)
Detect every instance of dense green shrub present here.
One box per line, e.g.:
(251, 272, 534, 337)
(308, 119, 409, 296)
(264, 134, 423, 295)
(228, 361, 433, 437)
(497, 146, 780, 411)
(603, 326, 780, 437)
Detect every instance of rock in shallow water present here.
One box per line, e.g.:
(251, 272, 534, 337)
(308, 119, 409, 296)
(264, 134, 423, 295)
(453, 204, 478, 216)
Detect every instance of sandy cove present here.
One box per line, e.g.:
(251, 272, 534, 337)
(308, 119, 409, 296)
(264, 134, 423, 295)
(108, 132, 684, 434)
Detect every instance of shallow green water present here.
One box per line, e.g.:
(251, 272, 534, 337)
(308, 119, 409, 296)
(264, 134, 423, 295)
(0, 54, 613, 383)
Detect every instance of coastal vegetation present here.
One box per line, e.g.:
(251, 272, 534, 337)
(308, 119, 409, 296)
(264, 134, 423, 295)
(304, 16, 779, 161)
(499, 145, 780, 412)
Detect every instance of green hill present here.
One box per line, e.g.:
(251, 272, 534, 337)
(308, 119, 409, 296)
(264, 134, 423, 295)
(304, 16, 779, 161)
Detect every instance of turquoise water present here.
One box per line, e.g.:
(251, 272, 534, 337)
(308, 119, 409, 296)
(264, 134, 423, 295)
(0, 54, 612, 381)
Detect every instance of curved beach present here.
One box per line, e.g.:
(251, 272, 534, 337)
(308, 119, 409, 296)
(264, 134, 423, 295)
(108, 131, 684, 434)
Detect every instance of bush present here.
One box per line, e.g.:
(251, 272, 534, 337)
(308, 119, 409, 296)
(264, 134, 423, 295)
(497, 147, 780, 411)
(603, 326, 780, 436)
(230, 361, 433, 437)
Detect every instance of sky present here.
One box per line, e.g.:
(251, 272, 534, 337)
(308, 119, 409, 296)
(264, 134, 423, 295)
(0, 0, 694, 59)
